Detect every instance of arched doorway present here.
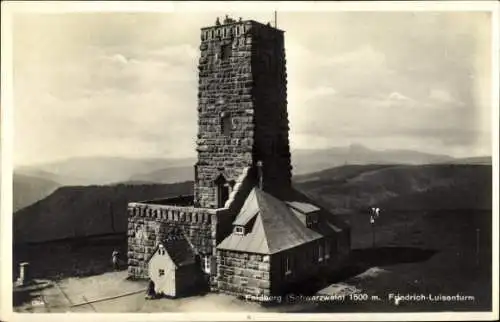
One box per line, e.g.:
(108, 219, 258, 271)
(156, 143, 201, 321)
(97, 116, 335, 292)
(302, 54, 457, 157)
(214, 174, 230, 208)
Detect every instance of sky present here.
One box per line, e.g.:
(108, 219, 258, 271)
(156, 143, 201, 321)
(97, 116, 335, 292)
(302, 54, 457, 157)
(10, 9, 493, 166)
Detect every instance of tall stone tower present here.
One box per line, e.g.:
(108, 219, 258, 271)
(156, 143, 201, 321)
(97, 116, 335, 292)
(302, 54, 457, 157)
(194, 17, 292, 209)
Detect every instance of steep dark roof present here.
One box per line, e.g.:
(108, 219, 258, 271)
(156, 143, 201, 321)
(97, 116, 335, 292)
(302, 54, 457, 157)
(148, 233, 196, 268)
(217, 187, 349, 255)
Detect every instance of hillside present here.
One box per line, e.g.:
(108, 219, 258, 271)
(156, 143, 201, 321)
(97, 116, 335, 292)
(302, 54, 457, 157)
(13, 181, 193, 244)
(15, 156, 195, 186)
(13, 174, 60, 211)
(13, 163, 492, 245)
(128, 165, 194, 184)
(291, 144, 456, 175)
(294, 164, 492, 214)
(14, 145, 471, 187)
(123, 145, 469, 183)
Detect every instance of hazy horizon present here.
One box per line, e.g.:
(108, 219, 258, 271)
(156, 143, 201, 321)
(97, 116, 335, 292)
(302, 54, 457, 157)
(13, 142, 493, 168)
(10, 11, 493, 166)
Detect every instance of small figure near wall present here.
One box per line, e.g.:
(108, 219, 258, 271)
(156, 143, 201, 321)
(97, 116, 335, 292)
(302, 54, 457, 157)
(112, 249, 120, 271)
(146, 279, 156, 300)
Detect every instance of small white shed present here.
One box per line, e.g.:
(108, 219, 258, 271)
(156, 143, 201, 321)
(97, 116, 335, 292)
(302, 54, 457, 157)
(148, 234, 200, 298)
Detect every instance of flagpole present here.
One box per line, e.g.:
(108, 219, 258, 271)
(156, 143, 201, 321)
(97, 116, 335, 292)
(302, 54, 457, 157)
(274, 11, 277, 28)
(372, 219, 375, 248)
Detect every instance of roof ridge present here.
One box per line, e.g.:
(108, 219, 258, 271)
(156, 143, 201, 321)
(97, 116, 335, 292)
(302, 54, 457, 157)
(254, 189, 273, 252)
(254, 188, 323, 253)
(256, 213, 270, 253)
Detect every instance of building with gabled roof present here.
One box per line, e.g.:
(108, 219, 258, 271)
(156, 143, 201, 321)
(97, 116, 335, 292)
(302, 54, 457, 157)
(147, 230, 202, 297)
(216, 187, 350, 298)
(126, 15, 350, 301)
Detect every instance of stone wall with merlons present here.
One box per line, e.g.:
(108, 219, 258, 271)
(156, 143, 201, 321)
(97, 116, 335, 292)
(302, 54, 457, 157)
(127, 203, 216, 279)
(216, 249, 271, 298)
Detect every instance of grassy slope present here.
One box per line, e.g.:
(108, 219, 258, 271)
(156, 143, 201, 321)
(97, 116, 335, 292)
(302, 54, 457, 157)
(13, 174, 61, 212)
(13, 164, 492, 244)
(294, 164, 492, 214)
(13, 181, 193, 244)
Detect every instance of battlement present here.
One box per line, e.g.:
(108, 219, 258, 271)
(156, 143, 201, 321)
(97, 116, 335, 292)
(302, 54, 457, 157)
(200, 16, 283, 41)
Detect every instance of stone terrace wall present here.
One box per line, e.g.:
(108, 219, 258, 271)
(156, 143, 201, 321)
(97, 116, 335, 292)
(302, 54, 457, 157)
(127, 202, 216, 279)
(216, 249, 271, 298)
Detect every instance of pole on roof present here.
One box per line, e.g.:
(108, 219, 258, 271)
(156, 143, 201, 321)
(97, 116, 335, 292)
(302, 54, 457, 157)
(256, 161, 263, 189)
(274, 11, 277, 28)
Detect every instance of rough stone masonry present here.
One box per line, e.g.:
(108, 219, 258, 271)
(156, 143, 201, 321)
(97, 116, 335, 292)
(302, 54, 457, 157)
(127, 18, 293, 286)
(194, 19, 292, 208)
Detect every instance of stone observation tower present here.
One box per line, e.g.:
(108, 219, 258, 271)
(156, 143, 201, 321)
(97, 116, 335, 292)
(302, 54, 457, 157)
(126, 16, 350, 299)
(194, 15, 292, 209)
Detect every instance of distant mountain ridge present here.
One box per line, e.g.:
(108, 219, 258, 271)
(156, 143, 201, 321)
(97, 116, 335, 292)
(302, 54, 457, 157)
(294, 164, 492, 214)
(13, 145, 491, 210)
(291, 144, 456, 175)
(13, 163, 492, 244)
(16, 156, 195, 186)
(13, 173, 60, 212)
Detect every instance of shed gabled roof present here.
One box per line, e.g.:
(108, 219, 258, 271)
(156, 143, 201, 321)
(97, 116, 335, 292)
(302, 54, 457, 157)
(148, 233, 197, 268)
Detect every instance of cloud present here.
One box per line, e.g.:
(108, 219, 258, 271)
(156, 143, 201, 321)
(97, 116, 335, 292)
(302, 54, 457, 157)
(388, 92, 413, 102)
(108, 53, 129, 65)
(429, 88, 462, 105)
(11, 11, 492, 165)
(301, 86, 337, 102)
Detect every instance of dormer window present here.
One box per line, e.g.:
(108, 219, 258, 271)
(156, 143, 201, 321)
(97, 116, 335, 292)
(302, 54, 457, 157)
(306, 213, 319, 228)
(234, 226, 244, 235)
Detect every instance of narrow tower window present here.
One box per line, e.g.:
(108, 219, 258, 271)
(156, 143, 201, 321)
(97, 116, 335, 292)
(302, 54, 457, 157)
(215, 174, 230, 208)
(220, 44, 231, 60)
(217, 184, 229, 208)
(221, 112, 231, 136)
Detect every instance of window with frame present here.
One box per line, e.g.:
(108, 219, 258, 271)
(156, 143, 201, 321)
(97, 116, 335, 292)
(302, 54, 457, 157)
(203, 256, 211, 274)
(318, 243, 324, 262)
(325, 240, 331, 260)
(234, 226, 244, 235)
(284, 255, 292, 275)
(158, 269, 165, 277)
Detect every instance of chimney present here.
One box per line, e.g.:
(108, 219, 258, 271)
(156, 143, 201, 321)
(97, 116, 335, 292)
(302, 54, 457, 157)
(256, 161, 263, 189)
